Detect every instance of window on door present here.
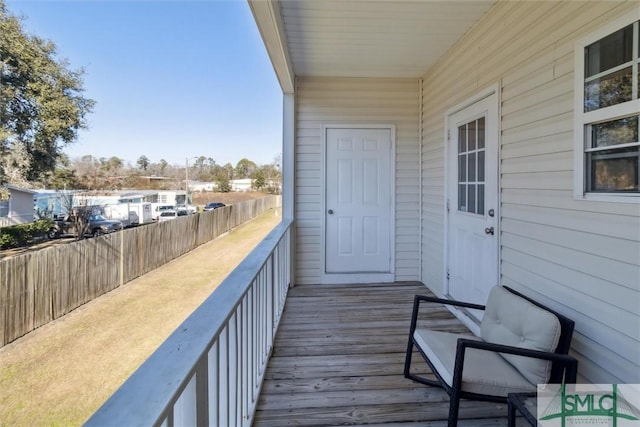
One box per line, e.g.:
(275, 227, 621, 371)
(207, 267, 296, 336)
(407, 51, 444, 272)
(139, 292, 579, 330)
(575, 13, 639, 200)
(457, 117, 486, 215)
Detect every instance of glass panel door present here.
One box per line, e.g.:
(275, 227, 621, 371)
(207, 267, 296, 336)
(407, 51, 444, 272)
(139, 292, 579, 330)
(457, 117, 486, 215)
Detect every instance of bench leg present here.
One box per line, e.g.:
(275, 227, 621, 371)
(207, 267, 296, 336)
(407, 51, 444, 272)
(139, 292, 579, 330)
(403, 337, 414, 378)
(507, 399, 517, 427)
(448, 391, 461, 427)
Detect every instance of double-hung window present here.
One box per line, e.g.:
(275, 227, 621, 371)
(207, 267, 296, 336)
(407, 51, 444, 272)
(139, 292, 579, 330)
(574, 11, 640, 201)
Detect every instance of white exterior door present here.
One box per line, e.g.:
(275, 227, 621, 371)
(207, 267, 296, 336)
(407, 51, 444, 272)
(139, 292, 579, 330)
(324, 127, 393, 279)
(446, 92, 499, 312)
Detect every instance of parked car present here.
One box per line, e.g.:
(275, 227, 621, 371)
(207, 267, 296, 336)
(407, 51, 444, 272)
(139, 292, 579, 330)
(157, 210, 178, 222)
(176, 204, 198, 214)
(47, 213, 123, 239)
(203, 202, 226, 211)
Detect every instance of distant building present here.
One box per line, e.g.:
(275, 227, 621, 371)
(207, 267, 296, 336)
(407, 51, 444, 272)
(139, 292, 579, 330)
(230, 179, 253, 192)
(79, 189, 188, 206)
(188, 181, 218, 192)
(115, 190, 160, 204)
(2, 185, 69, 225)
(0, 186, 189, 227)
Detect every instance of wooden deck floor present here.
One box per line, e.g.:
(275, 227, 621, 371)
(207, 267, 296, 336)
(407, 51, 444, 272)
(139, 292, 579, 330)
(253, 282, 509, 426)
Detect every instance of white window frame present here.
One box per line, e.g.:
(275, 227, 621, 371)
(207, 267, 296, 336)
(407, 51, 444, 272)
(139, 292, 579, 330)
(573, 9, 640, 203)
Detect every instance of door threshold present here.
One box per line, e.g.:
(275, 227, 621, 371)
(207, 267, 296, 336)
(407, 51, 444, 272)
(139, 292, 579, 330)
(320, 273, 394, 285)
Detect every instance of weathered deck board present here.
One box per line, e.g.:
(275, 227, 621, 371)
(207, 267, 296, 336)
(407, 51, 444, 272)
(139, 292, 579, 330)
(253, 282, 508, 426)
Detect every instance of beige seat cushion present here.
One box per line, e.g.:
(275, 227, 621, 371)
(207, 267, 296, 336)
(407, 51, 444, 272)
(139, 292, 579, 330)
(480, 286, 562, 385)
(413, 329, 536, 397)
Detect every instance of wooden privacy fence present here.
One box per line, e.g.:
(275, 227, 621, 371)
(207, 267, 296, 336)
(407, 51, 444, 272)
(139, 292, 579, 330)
(0, 196, 280, 348)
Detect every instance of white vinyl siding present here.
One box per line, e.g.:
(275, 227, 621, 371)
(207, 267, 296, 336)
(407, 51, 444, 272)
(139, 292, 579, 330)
(295, 77, 420, 285)
(420, 1, 640, 383)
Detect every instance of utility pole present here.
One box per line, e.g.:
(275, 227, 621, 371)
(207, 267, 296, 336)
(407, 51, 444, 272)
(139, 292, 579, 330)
(185, 157, 189, 204)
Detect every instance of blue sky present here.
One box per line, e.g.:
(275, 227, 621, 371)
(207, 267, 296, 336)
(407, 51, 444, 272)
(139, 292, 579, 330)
(5, 0, 283, 168)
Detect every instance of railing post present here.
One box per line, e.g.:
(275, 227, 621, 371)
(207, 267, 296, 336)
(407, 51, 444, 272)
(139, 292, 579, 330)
(229, 313, 238, 426)
(267, 253, 274, 352)
(207, 342, 219, 426)
(195, 355, 209, 425)
(173, 376, 196, 426)
(241, 295, 250, 427)
(219, 327, 229, 426)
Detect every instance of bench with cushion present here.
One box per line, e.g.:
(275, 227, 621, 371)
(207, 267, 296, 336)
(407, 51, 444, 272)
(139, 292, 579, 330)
(404, 285, 578, 427)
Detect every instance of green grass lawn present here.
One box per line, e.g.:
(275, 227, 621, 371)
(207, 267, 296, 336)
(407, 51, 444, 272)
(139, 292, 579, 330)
(0, 210, 281, 426)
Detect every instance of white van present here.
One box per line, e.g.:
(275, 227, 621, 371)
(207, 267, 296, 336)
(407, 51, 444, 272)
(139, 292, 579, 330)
(152, 204, 175, 221)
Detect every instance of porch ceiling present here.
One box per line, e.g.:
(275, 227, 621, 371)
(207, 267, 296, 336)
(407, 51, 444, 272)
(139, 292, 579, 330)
(249, 0, 496, 92)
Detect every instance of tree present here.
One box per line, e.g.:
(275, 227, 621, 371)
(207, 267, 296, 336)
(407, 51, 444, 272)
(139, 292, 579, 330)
(104, 156, 123, 172)
(0, 141, 30, 186)
(235, 158, 257, 179)
(46, 167, 82, 190)
(0, 1, 94, 185)
(136, 155, 150, 171)
(69, 154, 106, 190)
(221, 163, 234, 180)
(256, 161, 281, 194)
(158, 159, 168, 175)
(45, 153, 83, 189)
(217, 176, 231, 192)
(252, 169, 266, 191)
(55, 191, 95, 240)
(213, 162, 234, 191)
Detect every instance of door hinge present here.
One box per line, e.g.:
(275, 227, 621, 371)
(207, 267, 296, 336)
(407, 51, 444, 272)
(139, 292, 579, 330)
(447, 130, 450, 141)
(447, 270, 450, 281)
(446, 199, 450, 213)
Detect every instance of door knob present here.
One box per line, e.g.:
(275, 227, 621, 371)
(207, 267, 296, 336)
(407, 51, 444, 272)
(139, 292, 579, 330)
(328, 209, 334, 214)
(484, 227, 494, 235)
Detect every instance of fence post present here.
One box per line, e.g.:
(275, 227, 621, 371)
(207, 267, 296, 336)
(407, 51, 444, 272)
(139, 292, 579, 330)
(120, 224, 124, 287)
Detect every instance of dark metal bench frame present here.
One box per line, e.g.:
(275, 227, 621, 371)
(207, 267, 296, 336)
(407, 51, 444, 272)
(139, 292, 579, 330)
(403, 286, 578, 427)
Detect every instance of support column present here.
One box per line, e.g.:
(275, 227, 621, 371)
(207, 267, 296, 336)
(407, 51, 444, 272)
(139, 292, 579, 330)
(282, 92, 296, 287)
(282, 93, 295, 220)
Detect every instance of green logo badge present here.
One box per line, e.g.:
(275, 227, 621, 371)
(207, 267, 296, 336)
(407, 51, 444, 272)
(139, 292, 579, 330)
(537, 384, 640, 426)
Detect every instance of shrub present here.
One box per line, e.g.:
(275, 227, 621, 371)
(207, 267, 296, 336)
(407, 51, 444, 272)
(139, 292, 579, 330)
(0, 233, 18, 250)
(0, 219, 53, 250)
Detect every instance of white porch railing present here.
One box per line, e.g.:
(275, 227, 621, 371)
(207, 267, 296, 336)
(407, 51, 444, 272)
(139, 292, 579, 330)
(85, 218, 293, 427)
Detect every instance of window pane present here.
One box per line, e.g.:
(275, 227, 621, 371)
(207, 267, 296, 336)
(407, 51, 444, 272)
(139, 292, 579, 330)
(585, 24, 633, 77)
(477, 117, 485, 149)
(587, 147, 639, 192)
(458, 125, 466, 153)
(584, 67, 633, 112)
(468, 120, 476, 151)
(468, 184, 476, 214)
(469, 152, 476, 182)
(591, 116, 639, 148)
(458, 154, 467, 182)
(478, 150, 485, 182)
(477, 184, 485, 215)
(458, 184, 467, 212)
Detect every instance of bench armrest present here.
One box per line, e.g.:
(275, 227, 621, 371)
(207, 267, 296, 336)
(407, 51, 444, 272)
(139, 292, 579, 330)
(415, 294, 486, 310)
(408, 294, 486, 336)
(453, 338, 579, 385)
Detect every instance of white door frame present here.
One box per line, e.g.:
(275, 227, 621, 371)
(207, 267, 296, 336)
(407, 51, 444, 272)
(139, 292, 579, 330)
(443, 83, 501, 334)
(320, 124, 396, 285)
